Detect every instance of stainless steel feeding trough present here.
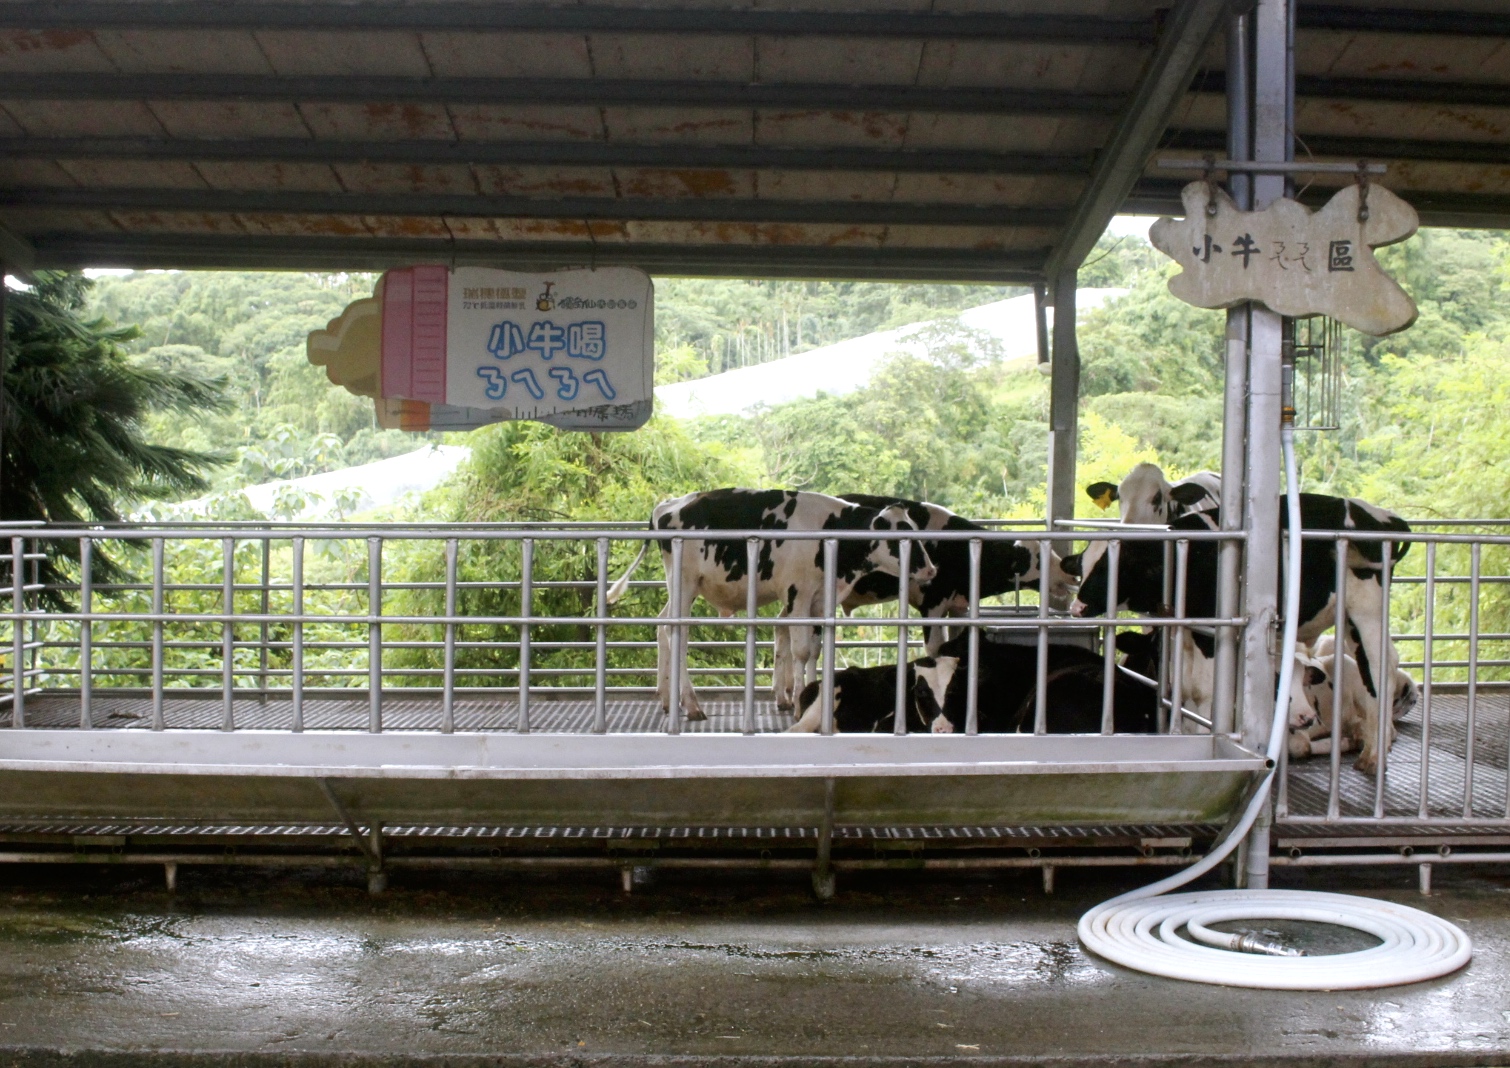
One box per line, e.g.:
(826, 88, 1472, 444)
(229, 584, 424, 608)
(0, 730, 1268, 828)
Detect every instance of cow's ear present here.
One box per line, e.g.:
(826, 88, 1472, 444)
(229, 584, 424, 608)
(1085, 482, 1118, 509)
(1061, 552, 1083, 577)
(1169, 483, 1210, 506)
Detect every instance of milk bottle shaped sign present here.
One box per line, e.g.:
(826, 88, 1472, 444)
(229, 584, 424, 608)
(307, 266, 654, 432)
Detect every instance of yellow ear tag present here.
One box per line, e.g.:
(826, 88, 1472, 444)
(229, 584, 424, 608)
(1093, 489, 1115, 510)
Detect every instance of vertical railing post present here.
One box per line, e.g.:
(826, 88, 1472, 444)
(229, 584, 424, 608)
(1158, 540, 1174, 733)
(221, 537, 234, 731)
(668, 537, 684, 735)
(517, 538, 533, 734)
(1327, 537, 1347, 820)
(594, 537, 609, 734)
(1034, 538, 1050, 734)
(151, 537, 164, 731)
(892, 538, 911, 736)
(10, 536, 24, 727)
(743, 537, 759, 735)
(368, 536, 383, 733)
(443, 538, 457, 734)
(80, 537, 93, 729)
(1464, 542, 1481, 818)
(966, 538, 981, 736)
(820, 538, 837, 736)
(1373, 540, 1392, 818)
(1422, 541, 1435, 820)
(291, 536, 304, 733)
(1099, 540, 1120, 735)
(1168, 539, 1190, 734)
(258, 538, 271, 701)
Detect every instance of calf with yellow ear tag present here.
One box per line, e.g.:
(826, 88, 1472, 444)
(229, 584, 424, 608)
(1086, 481, 1119, 511)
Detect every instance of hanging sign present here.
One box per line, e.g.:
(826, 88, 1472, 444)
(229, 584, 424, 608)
(1148, 181, 1418, 336)
(307, 266, 654, 431)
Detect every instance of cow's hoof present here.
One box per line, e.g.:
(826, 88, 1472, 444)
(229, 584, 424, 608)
(1354, 753, 1379, 776)
(686, 708, 707, 722)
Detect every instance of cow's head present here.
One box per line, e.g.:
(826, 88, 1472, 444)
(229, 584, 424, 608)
(868, 504, 938, 587)
(1086, 464, 1219, 526)
(912, 655, 960, 733)
(1004, 541, 1075, 607)
(1068, 538, 1165, 618)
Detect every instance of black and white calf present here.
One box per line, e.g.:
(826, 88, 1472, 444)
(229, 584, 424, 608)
(606, 489, 936, 719)
(838, 494, 1074, 654)
(1070, 493, 1413, 773)
(788, 633, 1157, 735)
(1083, 463, 1222, 525)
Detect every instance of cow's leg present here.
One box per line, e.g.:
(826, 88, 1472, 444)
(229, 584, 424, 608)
(772, 625, 792, 711)
(1342, 581, 1397, 772)
(672, 581, 706, 722)
(787, 596, 820, 711)
(925, 605, 954, 657)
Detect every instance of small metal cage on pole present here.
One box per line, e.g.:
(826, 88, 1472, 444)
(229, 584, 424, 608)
(1285, 314, 1344, 432)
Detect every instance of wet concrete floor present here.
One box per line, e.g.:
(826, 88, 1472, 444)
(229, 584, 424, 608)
(0, 862, 1506, 1066)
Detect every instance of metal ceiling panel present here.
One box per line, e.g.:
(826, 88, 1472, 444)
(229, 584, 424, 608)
(902, 114, 1094, 154)
(195, 162, 345, 194)
(753, 37, 924, 86)
(916, 41, 1136, 93)
(616, 168, 756, 199)
(233, 212, 371, 237)
(1293, 98, 1510, 143)
(752, 110, 911, 148)
(330, 162, 481, 195)
(146, 101, 314, 140)
(56, 159, 206, 189)
(889, 172, 1069, 206)
(419, 31, 595, 79)
(360, 214, 454, 239)
(754, 171, 894, 202)
(471, 165, 619, 197)
(1306, 30, 1510, 80)
(588, 33, 755, 81)
(0, 159, 73, 186)
(109, 208, 246, 234)
(0, 104, 25, 136)
(0, 28, 113, 71)
(600, 107, 753, 145)
(449, 105, 603, 143)
(298, 102, 460, 141)
(252, 30, 432, 77)
(90, 29, 274, 73)
(1, 98, 163, 136)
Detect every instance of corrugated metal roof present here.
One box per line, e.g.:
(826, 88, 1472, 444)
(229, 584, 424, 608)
(0, 1, 1503, 280)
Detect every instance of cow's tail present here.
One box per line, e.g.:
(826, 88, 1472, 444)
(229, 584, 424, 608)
(605, 542, 651, 606)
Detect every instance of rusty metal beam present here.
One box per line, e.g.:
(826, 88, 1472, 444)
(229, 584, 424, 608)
(1045, 0, 1235, 278)
(0, 137, 1093, 177)
(0, 186, 1071, 229)
(1298, 6, 1510, 37)
(1170, 128, 1510, 166)
(19, 231, 1051, 282)
(1194, 71, 1510, 110)
(0, 3, 1158, 41)
(0, 73, 1125, 116)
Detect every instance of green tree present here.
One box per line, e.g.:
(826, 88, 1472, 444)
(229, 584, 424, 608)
(2, 271, 228, 595)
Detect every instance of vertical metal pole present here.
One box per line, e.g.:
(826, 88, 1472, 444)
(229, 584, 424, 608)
(1033, 283, 1050, 371)
(1034, 538, 1050, 734)
(518, 538, 533, 734)
(220, 537, 234, 731)
(368, 536, 382, 733)
(595, 537, 609, 734)
(743, 537, 758, 735)
(442, 538, 457, 734)
(1327, 538, 1346, 820)
(1373, 541, 1391, 818)
(821, 538, 837, 736)
(9, 536, 21, 727)
(893, 538, 911, 735)
(291, 536, 304, 733)
(1100, 540, 1120, 735)
(1158, 541, 1173, 733)
(1464, 542, 1480, 818)
(1240, 0, 1292, 890)
(668, 537, 684, 735)
(80, 537, 93, 728)
(966, 538, 981, 736)
(1422, 541, 1435, 819)
(1048, 271, 1080, 548)
(151, 537, 164, 731)
(258, 538, 270, 701)
(1170, 540, 1190, 733)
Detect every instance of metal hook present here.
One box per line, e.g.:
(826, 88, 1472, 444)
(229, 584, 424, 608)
(1203, 154, 1219, 217)
(1355, 160, 1371, 223)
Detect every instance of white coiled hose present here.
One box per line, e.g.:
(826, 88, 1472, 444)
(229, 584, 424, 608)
(1078, 423, 1473, 989)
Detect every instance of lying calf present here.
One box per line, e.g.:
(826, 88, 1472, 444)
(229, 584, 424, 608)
(1287, 645, 1397, 763)
(788, 634, 1157, 734)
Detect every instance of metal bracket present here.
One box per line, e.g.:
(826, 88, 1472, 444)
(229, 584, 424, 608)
(316, 777, 382, 871)
(1157, 157, 1387, 176)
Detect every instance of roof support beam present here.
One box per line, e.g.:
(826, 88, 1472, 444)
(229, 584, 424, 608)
(1169, 129, 1510, 167)
(1194, 71, 1510, 110)
(1297, 6, 1510, 37)
(1045, 0, 1235, 279)
(0, 137, 1094, 177)
(0, 187, 1071, 229)
(0, 73, 1124, 116)
(0, 3, 1157, 41)
(1125, 180, 1510, 230)
(19, 232, 1050, 282)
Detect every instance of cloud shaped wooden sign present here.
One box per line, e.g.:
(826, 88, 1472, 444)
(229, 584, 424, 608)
(1148, 181, 1419, 336)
